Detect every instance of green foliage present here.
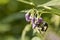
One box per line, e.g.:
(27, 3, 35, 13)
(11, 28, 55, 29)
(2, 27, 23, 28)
(0, 0, 60, 40)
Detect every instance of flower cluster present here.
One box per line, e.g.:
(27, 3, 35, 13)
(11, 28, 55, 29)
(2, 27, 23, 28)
(25, 9, 48, 32)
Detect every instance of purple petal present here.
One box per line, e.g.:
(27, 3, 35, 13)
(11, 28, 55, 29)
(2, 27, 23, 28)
(38, 17, 43, 23)
(31, 17, 36, 23)
(25, 13, 31, 22)
(32, 23, 36, 29)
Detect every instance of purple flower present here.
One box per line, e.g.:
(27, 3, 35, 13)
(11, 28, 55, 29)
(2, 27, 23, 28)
(38, 17, 43, 23)
(31, 17, 36, 23)
(31, 17, 43, 29)
(32, 23, 36, 29)
(32, 23, 40, 29)
(37, 17, 43, 24)
(25, 13, 31, 22)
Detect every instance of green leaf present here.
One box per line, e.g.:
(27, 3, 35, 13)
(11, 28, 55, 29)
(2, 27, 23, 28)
(5, 0, 35, 14)
(0, 0, 10, 5)
(49, 7, 60, 16)
(38, 0, 60, 6)
(4, 36, 16, 40)
(0, 12, 25, 23)
(37, 6, 60, 16)
(17, 0, 35, 10)
(0, 24, 10, 33)
(17, 0, 35, 5)
(41, 13, 52, 21)
(20, 0, 51, 6)
(6, 0, 18, 13)
(30, 0, 51, 5)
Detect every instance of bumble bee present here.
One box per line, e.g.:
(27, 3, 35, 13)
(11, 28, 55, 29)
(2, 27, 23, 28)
(37, 22, 48, 34)
(41, 22, 48, 32)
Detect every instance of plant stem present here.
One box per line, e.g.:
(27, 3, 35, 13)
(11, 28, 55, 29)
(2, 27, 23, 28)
(21, 24, 31, 40)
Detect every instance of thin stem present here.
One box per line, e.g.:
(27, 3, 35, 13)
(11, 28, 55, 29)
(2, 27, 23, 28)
(21, 24, 31, 40)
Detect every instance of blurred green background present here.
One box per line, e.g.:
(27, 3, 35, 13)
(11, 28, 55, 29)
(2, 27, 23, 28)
(0, 0, 60, 40)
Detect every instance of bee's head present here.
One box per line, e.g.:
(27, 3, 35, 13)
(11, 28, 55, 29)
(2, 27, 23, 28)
(41, 22, 48, 32)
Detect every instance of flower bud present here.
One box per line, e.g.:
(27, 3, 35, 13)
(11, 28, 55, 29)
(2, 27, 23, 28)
(38, 17, 43, 23)
(36, 17, 43, 24)
(25, 13, 31, 22)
